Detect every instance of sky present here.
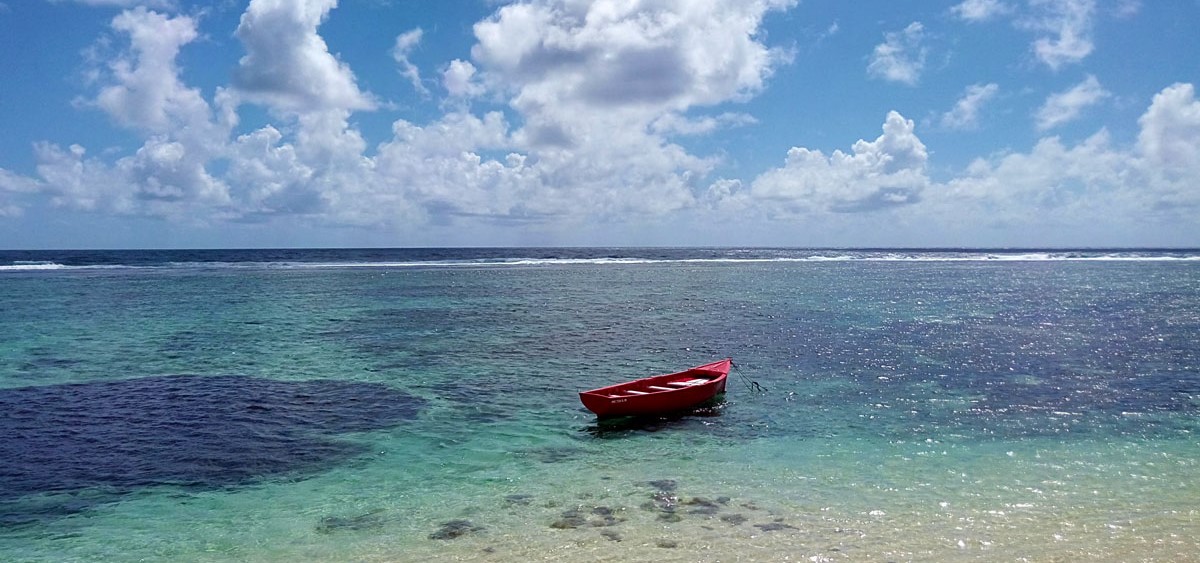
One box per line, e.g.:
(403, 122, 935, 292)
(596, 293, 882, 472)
(1, 0, 1198, 249)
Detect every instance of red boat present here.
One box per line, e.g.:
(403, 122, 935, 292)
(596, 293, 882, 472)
(579, 359, 732, 418)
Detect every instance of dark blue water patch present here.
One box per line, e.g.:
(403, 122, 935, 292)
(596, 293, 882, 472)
(0, 375, 425, 528)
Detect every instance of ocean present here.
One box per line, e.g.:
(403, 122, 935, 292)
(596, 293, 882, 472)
(2, 248, 1198, 561)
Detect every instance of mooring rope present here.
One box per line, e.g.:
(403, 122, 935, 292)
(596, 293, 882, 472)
(731, 360, 766, 393)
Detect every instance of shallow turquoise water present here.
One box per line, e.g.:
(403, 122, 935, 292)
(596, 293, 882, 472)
(2, 256, 1198, 561)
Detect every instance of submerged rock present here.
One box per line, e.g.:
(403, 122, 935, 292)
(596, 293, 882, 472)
(589, 506, 622, 527)
(685, 497, 721, 515)
(430, 519, 483, 540)
(641, 489, 682, 522)
(650, 491, 678, 511)
(720, 513, 748, 525)
(503, 494, 534, 506)
(754, 521, 797, 532)
(315, 509, 386, 534)
(550, 517, 585, 529)
(551, 506, 623, 529)
(526, 446, 585, 464)
(550, 508, 588, 529)
(647, 479, 677, 492)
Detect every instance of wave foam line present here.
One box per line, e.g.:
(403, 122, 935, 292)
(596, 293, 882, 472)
(269, 254, 1200, 268)
(0, 262, 68, 271)
(4, 253, 1199, 271)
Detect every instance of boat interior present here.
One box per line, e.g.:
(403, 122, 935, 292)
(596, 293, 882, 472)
(604, 376, 711, 397)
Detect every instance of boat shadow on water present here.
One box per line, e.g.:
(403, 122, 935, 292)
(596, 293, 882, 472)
(582, 396, 726, 439)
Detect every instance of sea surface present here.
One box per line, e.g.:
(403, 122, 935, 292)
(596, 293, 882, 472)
(2, 248, 1198, 561)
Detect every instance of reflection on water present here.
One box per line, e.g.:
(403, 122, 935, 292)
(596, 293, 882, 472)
(582, 397, 726, 438)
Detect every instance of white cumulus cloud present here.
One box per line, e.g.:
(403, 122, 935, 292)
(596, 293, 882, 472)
(951, 0, 1012, 22)
(32, 143, 129, 213)
(472, 0, 796, 129)
(933, 130, 1135, 237)
(0, 168, 42, 217)
(41, 7, 234, 218)
(449, 0, 797, 218)
(19, 0, 800, 229)
(930, 82, 1200, 238)
(1138, 83, 1200, 172)
(745, 111, 929, 215)
(724, 81, 1200, 243)
(1137, 83, 1200, 208)
(443, 59, 484, 99)
(89, 8, 210, 134)
(1022, 0, 1096, 70)
(1035, 74, 1109, 130)
(651, 112, 757, 137)
(9, 0, 1197, 246)
(867, 22, 926, 86)
(941, 83, 1000, 130)
(233, 0, 376, 114)
(392, 28, 428, 97)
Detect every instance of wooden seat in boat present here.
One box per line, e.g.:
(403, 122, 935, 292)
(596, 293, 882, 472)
(667, 379, 708, 387)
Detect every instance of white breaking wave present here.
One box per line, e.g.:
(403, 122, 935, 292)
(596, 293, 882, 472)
(4, 252, 1199, 272)
(0, 261, 68, 271)
(0, 261, 135, 271)
(259, 253, 1200, 268)
(298, 257, 664, 268)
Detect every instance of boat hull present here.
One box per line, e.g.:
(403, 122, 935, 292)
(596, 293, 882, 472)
(579, 359, 731, 418)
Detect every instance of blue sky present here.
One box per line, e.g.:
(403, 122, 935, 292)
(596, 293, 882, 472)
(1, 0, 1198, 249)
